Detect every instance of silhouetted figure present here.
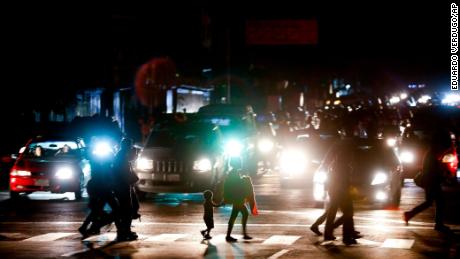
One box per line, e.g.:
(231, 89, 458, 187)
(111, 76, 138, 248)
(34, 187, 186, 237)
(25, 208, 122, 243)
(200, 190, 221, 239)
(79, 140, 119, 238)
(310, 202, 361, 238)
(403, 131, 456, 233)
(321, 126, 358, 245)
(112, 137, 139, 241)
(224, 157, 252, 242)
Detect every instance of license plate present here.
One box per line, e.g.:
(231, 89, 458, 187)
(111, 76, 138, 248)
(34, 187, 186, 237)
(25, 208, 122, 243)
(167, 174, 180, 182)
(35, 179, 50, 187)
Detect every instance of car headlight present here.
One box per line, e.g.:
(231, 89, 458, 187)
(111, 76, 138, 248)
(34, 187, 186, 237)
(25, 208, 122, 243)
(55, 167, 73, 180)
(371, 171, 388, 185)
(400, 150, 414, 163)
(386, 138, 397, 147)
(136, 157, 153, 170)
(375, 191, 388, 201)
(11, 170, 31, 177)
(224, 139, 244, 157)
(313, 170, 327, 183)
(92, 141, 113, 158)
(258, 139, 274, 153)
(193, 158, 212, 172)
(280, 149, 307, 174)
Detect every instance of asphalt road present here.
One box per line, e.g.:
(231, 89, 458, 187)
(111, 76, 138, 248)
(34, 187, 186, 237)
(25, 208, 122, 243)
(0, 171, 459, 258)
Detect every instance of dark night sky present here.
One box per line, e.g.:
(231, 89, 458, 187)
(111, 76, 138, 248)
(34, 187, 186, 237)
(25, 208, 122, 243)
(1, 2, 452, 99)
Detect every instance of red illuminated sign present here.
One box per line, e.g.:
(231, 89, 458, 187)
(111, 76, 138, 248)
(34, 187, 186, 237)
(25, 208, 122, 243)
(246, 20, 318, 45)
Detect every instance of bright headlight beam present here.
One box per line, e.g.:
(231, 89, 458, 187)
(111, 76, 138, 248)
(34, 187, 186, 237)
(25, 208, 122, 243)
(136, 157, 153, 170)
(55, 167, 73, 180)
(386, 138, 397, 147)
(225, 139, 244, 157)
(313, 171, 327, 183)
(92, 142, 112, 157)
(371, 172, 388, 185)
(280, 149, 307, 174)
(193, 158, 212, 172)
(400, 151, 414, 163)
(258, 139, 274, 153)
(375, 191, 388, 201)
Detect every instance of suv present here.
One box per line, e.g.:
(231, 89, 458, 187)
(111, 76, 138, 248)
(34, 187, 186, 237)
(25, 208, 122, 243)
(134, 120, 226, 195)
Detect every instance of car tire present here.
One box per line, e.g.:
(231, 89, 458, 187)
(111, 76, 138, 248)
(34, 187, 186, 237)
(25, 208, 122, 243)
(9, 191, 20, 199)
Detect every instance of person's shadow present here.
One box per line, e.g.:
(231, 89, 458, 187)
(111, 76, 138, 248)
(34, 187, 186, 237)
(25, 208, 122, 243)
(201, 239, 219, 259)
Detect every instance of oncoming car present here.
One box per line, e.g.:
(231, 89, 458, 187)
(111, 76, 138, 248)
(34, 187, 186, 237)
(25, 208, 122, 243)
(9, 136, 89, 199)
(312, 138, 403, 208)
(134, 121, 226, 195)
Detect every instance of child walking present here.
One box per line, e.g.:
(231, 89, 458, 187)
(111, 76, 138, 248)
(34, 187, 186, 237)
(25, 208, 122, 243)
(201, 190, 221, 239)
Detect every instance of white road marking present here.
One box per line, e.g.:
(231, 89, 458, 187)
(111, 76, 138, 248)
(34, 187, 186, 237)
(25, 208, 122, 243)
(320, 237, 381, 247)
(262, 235, 301, 245)
(83, 233, 117, 242)
(0, 221, 440, 230)
(381, 238, 415, 249)
(210, 234, 243, 243)
(267, 249, 290, 259)
(22, 232, 75, 242)
(145, 233, 187, 242)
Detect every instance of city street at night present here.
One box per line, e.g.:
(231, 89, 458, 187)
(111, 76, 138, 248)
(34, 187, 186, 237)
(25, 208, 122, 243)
(1, 2, 459, 258)
(0, 170, 459, 258)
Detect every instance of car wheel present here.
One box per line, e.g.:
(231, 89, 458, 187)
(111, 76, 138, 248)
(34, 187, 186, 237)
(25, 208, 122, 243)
(9, 191, 20, 199)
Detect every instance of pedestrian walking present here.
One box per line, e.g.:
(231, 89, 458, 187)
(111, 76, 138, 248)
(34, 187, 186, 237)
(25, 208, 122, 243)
(200, 190, 222, 239)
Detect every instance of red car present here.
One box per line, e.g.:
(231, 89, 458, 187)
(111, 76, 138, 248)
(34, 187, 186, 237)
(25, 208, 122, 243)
(9, 136, 89, 199)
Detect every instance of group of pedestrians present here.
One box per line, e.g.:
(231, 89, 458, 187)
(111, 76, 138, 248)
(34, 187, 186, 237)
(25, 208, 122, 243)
(308, 126, 456, 245)
(201, 157, 258, 242)
(78, 137, 140, 242)
(78, 126, 455, 244)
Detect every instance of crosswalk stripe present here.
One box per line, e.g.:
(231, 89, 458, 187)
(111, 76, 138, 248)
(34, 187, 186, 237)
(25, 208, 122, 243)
(262, 235, 301, 245)
(22, 232, 75, 242)
(320, 237, 382, 247)
(83, 233, 117, 242)
(267, 249, 290, 259)
(381, 238, 414, 249)
(144, 234, 188, 242)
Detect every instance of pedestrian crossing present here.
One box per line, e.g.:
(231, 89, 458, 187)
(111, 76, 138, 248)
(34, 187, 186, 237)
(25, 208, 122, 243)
(0, 231, 415, 249)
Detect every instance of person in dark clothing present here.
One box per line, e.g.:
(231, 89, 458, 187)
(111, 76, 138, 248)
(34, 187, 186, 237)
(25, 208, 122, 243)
(403, 131, 455, 232)
(112, 137, 139, 241)
(320, 126, 358, 245)
(224, 157, 252, 242)
(79, 140, 120, 238)
(200, 190, 221, 239)
(310, 203, 362, 238)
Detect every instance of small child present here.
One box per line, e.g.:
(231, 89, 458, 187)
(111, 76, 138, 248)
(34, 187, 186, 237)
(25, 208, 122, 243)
(201, 190, 221, 239)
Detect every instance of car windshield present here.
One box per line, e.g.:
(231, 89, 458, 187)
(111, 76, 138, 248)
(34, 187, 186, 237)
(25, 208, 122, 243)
(24, 141, 79, 159)
(146, 123, 220, 148)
